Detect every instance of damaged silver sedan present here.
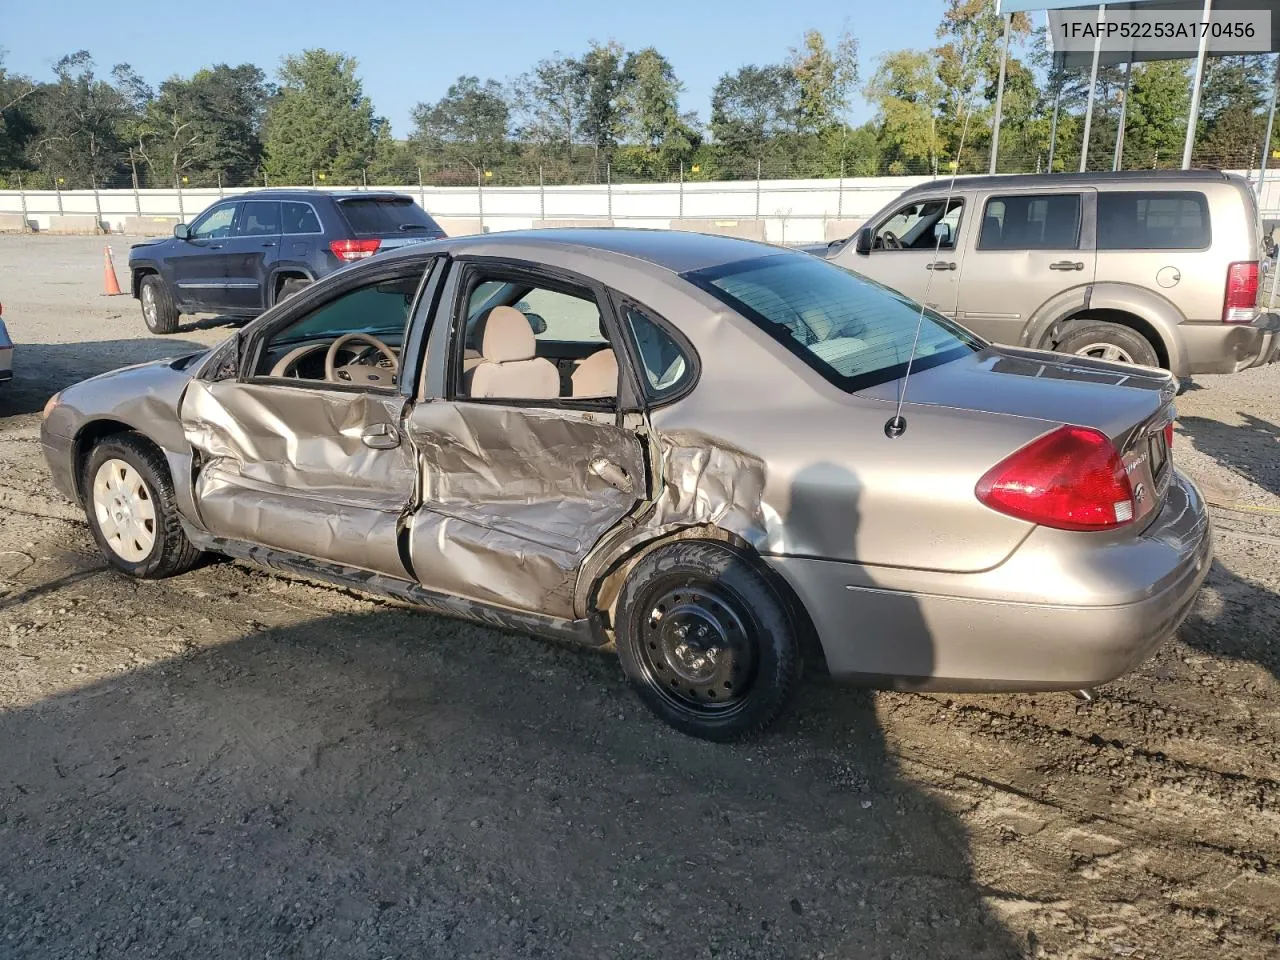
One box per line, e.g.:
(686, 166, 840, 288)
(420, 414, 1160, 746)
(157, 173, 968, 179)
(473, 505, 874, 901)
(42, 230, 1211, 740)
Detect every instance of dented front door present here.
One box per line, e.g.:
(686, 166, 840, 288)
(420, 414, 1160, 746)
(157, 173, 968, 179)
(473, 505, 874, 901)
(404, 401, 645, 619)
(181, 379, 417, 577)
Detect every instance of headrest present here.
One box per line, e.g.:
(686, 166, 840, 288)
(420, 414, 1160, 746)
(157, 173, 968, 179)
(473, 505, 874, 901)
(480, 305, 536, 364)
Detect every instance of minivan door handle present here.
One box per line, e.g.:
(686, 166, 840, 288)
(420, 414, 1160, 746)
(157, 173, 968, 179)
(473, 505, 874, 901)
(925, 261, 956, 271)
(361, 423, 401, 449)
(1049, 260, 1085, 271)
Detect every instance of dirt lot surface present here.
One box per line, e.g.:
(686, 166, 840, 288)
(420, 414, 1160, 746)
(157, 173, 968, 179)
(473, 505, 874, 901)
(0, 235, 1278, 959)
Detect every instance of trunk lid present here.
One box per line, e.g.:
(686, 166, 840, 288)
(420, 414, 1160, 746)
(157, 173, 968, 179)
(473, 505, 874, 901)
(334, 195, 446, 252)
(859, 345, 1178, 526)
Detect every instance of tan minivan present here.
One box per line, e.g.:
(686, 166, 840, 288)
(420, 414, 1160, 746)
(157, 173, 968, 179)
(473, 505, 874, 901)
(824, 171, 1279, 378)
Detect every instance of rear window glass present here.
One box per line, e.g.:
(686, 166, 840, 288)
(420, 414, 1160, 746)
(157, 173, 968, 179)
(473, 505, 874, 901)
(338, 198, 442, 236)
(980, 194, 1081, 250)
(687, 254, 981, 392)
(1097, 191, 1210, 250)
(236, 201, 280, 237)
(282, 201, 321, 234)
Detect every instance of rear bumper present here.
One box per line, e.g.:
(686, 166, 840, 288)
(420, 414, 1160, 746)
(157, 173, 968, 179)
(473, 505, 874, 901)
(1178, 314, 1280, 375)
(767, 469, 1212, 692)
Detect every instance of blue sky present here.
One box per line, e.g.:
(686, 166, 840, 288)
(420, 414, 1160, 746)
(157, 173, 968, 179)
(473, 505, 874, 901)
(5, 0, 1024, 135)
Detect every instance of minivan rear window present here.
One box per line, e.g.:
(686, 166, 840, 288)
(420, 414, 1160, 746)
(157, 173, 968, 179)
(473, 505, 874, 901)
(687, 253, 982, 392)
(337, 198, 443, 237)
(1097, 191, 1210, 250)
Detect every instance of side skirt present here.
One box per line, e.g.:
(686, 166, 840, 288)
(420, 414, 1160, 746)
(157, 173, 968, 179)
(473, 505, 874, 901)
(190, 532, 605, 648)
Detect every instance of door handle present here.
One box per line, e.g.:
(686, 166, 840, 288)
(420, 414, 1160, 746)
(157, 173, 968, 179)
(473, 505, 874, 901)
(260, 241, 276, 247)
(925, 261, 956, 271)
(1049, 260, 1085, 271)
(589, 457, 633, 494)
(361, 423, 400, 449)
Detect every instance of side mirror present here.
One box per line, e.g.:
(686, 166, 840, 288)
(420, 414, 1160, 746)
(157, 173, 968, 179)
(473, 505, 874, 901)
(173, 223, 190, 240)
(934, 222, 952, 246)
(855, 227, 872, 256)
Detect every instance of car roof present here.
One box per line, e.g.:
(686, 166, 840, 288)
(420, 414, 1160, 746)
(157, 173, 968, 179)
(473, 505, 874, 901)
(223, 189, 416, 202)
(383, 228, 790, 275)
(900, 169, 1239, 196)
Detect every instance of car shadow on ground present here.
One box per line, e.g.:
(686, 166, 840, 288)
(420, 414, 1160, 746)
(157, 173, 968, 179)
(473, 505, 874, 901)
(1180, 557, 1280, 680)
(0, 465, 1024, 958)
(0, 338, 208, 417)
(1178, 413, 1280, 498)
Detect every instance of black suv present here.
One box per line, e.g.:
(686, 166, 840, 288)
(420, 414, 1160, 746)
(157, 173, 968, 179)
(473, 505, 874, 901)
(128, 189, 446, 334)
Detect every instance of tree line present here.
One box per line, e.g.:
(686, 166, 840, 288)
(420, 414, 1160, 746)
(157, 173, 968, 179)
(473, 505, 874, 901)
(0, 1, 1276, 192)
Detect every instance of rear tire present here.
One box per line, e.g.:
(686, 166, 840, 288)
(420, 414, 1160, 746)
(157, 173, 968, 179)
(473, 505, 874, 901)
(140, 274, 180, 335)
(82, 433, 203, 579)
(615, 541, 801, 741)
(276, 277, 311, 303)
(1057, 320, 1160, 369)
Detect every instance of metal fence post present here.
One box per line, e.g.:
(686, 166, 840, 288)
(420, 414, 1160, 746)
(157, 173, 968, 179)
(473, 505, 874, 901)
(477, 168, 484, 231)
(837, 158, 845, 218)
(539, 165, 545, 219)
(130, 152, 142, 215)
(176, 176, 185, 221)
(362, 168, 368, 190)
(17, 174, 30, 233)
(606, 163, 612, 221)
(55, 178, 63, 215)
(92, 176, 104, 234)
(678, 162, 684, 218)
(217, 171, 224, 198)
(312, 170, 317, 188)
(755, 159, 762, 220)
(418, 166, 425, 208)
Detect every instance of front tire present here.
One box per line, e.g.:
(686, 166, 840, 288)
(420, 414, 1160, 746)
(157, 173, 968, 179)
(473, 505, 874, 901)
(1057, 320, 1160, 368)
(83, 434, 203, 579)
(140, 274, 180, 335)
(615, 541, 801, 741)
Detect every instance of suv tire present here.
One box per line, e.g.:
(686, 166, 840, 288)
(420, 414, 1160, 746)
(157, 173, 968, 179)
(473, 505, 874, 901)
(1057, 320, 1160, 369)
(83, 433, 204, 579)
(140, 274, 180, 335)
(276, 277, 311, 303)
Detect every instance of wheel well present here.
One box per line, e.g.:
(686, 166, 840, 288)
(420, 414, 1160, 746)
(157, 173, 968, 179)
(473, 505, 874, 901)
(1052, 309, 1170, 369)
(131, 266, 158, 299)
(72, 422, 166, 500)
(589, 527, 829, 675)
(272, 271, 310, 303)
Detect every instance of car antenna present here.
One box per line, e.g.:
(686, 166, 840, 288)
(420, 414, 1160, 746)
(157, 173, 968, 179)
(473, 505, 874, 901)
(885, 105, 974, 439)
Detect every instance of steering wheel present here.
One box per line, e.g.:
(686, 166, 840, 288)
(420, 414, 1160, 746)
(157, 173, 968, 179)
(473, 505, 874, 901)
(324, 333, 399, 385)
(880, 230, 903, 250)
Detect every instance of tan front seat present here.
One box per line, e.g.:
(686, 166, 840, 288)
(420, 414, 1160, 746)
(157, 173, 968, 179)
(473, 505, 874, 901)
(571, 348, 618, 398)
(468, 306, 559, 399)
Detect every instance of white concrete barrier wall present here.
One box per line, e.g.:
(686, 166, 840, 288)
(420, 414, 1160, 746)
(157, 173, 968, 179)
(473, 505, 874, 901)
(0, 171, 1273, 244)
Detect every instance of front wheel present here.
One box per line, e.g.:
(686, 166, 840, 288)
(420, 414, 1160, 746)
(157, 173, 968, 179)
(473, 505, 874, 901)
(83, 434, 203, 579)
(140, 274, 180, 335)
(1057, 320, 1160, 368)
(615, 541, 801, 741)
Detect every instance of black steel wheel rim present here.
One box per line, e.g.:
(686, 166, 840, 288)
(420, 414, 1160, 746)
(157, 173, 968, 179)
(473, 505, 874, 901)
(635, 580, 759, 715)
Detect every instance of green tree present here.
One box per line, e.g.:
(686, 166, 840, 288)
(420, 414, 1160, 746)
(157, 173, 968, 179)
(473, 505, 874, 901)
(709, 65, 800, 157)
(28, 52, 137, 186)
(615, 47, 699, 176)
(513, 54, 588, 156)
(578, 41, 628, 162)
(866, 50, 941, 170)
(0, 51, 38, 177)
(788, 29, 859, 133)
(263, 50, 378, 184)
(411, 75, 510, 171)
(935, 0, 1031, 124)
(1125, 60, 1190, 168)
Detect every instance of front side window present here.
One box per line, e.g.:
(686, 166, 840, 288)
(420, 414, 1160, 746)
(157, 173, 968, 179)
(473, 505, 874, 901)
(190, 204, 237, 240)
(236, 201, 281, 237)
(874, 198, 963, 251)
(1097, 191, 1210, 250)
(979, 194, 1081, 250)
(688, 253, 981, 391)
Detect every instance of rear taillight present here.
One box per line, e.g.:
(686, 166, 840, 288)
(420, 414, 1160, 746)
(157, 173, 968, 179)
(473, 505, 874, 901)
(1164, 421, 1174, 450)
(1223, 261, 1259, 323)
(976, 425, 1135, 531)
(329, 238, 381, 262)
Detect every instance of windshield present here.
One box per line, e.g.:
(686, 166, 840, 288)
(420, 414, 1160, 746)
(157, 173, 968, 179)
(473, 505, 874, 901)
(337, 198, 443, 236)
(686, 253, 981, 391)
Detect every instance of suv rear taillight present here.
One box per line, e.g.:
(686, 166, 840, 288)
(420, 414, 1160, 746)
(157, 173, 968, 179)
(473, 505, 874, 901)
(1223, 261, 1259, 323)
(330, 238, 381, 262)
(975, 425, 1135, 532)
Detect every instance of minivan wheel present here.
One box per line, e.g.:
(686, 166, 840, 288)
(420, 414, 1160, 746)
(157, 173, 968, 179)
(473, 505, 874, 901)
(615, 541, 800, 741)
(1057, 320, 1160, 368)
(83, 434, 203, 579)
(140, 274, 180, 335)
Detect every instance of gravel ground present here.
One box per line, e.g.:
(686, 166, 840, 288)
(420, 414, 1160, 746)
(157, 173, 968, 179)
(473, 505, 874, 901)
(0, 234, 1278, 960)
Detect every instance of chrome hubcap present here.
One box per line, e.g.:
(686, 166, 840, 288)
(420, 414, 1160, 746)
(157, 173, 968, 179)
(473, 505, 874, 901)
(1075, 342, 1135, 364)
(92, 459, 156, 562)
(142, 285, 157, 323)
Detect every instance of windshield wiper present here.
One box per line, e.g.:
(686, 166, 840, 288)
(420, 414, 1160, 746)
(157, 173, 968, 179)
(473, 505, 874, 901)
(398, 224, 429, 231)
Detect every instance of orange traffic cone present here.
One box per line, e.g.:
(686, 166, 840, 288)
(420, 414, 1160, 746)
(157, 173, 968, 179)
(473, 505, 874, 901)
(102, 246, 123, 297)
